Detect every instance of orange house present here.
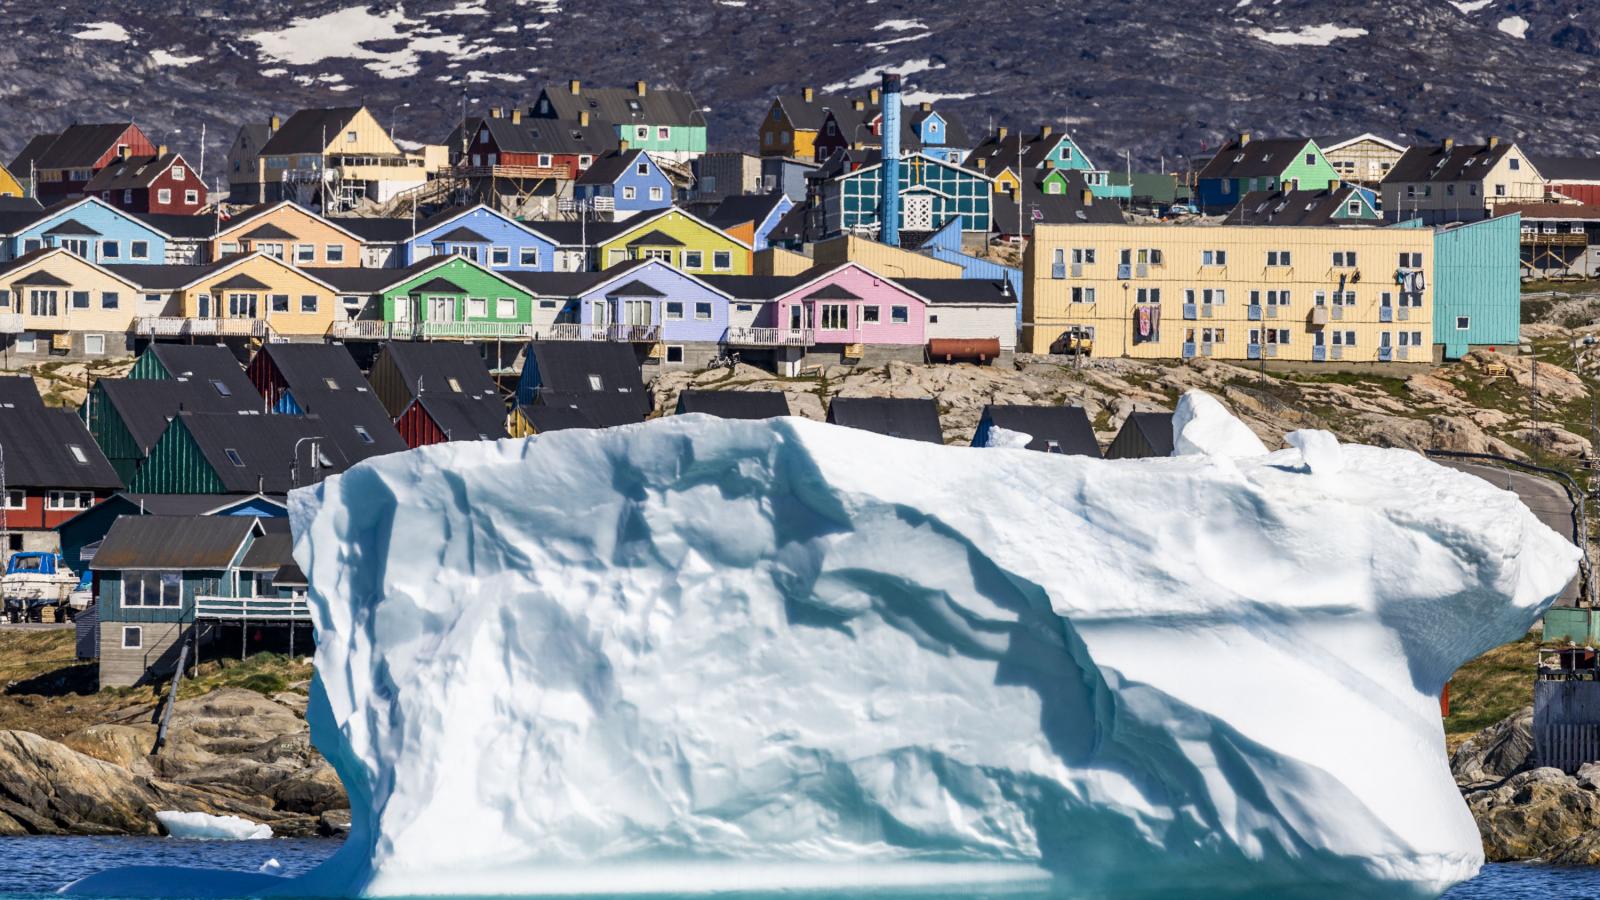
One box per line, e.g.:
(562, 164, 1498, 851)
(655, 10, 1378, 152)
(210, 201, 364, 267)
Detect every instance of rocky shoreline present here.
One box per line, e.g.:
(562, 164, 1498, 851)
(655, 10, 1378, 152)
(1453, 707, 1600, 864)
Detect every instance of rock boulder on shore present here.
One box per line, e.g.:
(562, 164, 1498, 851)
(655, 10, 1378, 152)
(1451, 706, 1534, 788)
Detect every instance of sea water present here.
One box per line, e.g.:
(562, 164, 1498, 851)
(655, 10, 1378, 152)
(0, 838, 1592, 899)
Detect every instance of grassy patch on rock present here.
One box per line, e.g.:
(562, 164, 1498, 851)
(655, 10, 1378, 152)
(1446, 632, 1540, 753)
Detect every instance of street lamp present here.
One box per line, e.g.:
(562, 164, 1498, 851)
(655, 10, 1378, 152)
(389, 102, 411, 142)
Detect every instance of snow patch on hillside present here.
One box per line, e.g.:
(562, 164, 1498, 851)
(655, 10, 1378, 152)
(1248, 23, 1368, 46)
(244, 5, 503, 79)
(875, 18, 925, 31)
(823, 58, 944, 92)
(1498, 16, 1530, 38)
(73, 22, 130, 42)
(149, 49, 202, 67)
(1451, 0, 1493, 12)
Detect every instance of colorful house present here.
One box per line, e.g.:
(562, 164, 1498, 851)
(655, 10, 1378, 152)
(767, 263, 928, 372)
(405, 204, 559, 271)
(211, 202, 363, 267)
(244, 343, 407, 462)
(0, 197, 169, 265)
(395, 392, 507, 447)
(447, 107, 614, 181)
(591, 208, 753, 275)
(1195, 135, 1338, 213)
(245, 106, 434, 206)
(85, 153, 206, 216)
(132, 411, 351, 495)
(963, 126, 1107, 195)
(0, 391, 122, 555)
(1317, 134, 1408, 186)
(367, 341, 500, 419)
(689, 193, 794, 251)
(532, 81, 707, 164)
(574, 150, 675, 217)
(22, 123, 157, 202)
(1381, 139, 1545, 225)
(121, 252, 341, 340)
(761, 88, 869, 161)
(573, 259, 737, 368)
(371, 255, 541, 341)
(812, 151, 995, 237)
(1433, 214, 1522, 359)
(56, 491, 287, 580)
(907, 103, 971, 165)
(0, 161, 24, 198)
(0, 248, 145, 360)
(514, 340, 650, 421)
(1229, 186, 1383, 226)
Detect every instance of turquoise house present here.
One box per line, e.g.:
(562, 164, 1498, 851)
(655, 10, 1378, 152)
(1433, 214, 1522, 359)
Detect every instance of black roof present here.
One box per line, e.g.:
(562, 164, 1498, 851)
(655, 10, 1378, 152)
(775, 90, 865, 133)
(91, 515, 258, 571)
(686, 193, 788, 232)
(522, 341, 648, 417)
(301, 266, 407, 293)
(214, 273, 273, 291)
(43, 219, 101, 237)
(83, 153, 184, 192)
(993, 169, 1125, 234)
(626, 228, 684, 248)
(825, 397, 942, 443)
(523, 393, 645, 430)
(0, 407, 122, 489)
(0, 196, 42, 214)
(699, 274, 801, 300)
(1113, 411, 1175, 458)
(378, 341, 499, 402)
(15, 270, 71, 287)
(326, 216, 416, 241)
(608, 279, 665, 298)
(238, 529, 297, 575)
(90, 492, 287, 519)
(174, 411, 352, 493)
(1383, 142, 1515, 184)
(447, 114, 615, 158)
(576, 149, 647, 186)
(32, 123, 140, 170)
(1229, 186, 1372, 226)
(963, 128, 1073, 175)
(979, 405, 1100, 456)
(1197, 137, 1316, 181)
(412, 392, 507, 441)
(0, 374, 45, 410)
(254, 344, 407, 460)
(142, 344, 257, 395)
(894, 278, 1014, 305)
(434, 225, 491, 243)
(95, 378, 263, 454)
(9, 133, 58, 176)
(675, 390, 789, 419)
(134, 212, 221, 239)
(259, 107, 366, 156)
(506, 259, 651, 297)
(537, 84, 707, 129)
(803, 282, 861, 301)
(240, 222, 297, 241)
(529, 217, 644, 247)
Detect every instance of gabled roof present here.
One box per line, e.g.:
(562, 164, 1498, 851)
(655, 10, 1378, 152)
(504, 258, 653, 297)
(1111, 411, 1175, 458)
(214, 273, 272, 291)
(686, 193, 789, 232)
(521, 393, 644, 431)
(576, 149, 651, 186)
(803, 282, 860, 301)
(626, 228, 685, 248)
(91, 515, 259, 571)
(1494, 202, 1600, 222)
(14, 270, 71, 287)
(300, 265, 416, 294)
(1197, 137, 1317, 181)
(979, 405, 1100, 456)
(174, 410, 351, 493)
(825, 397, 942, 444)
(83, 153, 187, 193)
(9, 133, 58, 176)
(993, 170, 1124, 234)
(774, 90, 865, 133)
(414, 276, 467, 294)
(1382, 142, 1520, 184)
(378, 341, 499, 402)
(143, 344, 258, 396)
(1315, 133, 1408, 155)
(104, 259, 243, 291)
(522, 216, 642, 248)
(699, 274, 803, 300)
(538, 84, 707, 128)
(1531, 156, 1600, 184)
(240, 222, 298, 241)
(0, 374, 46, 410)
(0, 247, 143, 291)
(962, 129, 1075, 176)
(214, 201, 364, 243)
(325, 216, 417, 242)
(411, 391, 507, 441)
(134, 212, 222, 239)
(252, 343, 407, 460)
(43, 219, 101, 237)
(434, 225, 490, 243)
(33, 123, 142, 170)
(411, 203, 559, 246)
(0, 406, 122, 490)
(908, 106, 971, 149)
(237, 530, 298, 578)
(452, 114, 616, 158)
(675, 390, 789, 419)
(522, 341, 648, 416)
(607, 278, 666, 298)
(1229, 186, 1377, 226)
(0, 197, 43, 214)
(566, 258, 734, 302)
(163, 251, 339, 293)
(607, 207, 753, 250)
(259, 107, 367, 156)
(96, 378, 263, 455)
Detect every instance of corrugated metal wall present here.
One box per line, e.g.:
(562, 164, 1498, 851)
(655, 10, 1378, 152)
(1433, 214, 1522, 358)
(129, 420, 226, 494)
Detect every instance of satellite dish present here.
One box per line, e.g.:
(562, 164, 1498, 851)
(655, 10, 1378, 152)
(1408, 270, 1426, 294)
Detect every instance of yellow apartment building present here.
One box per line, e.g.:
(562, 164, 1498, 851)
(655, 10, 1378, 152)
(1023, 223, 1435, 364)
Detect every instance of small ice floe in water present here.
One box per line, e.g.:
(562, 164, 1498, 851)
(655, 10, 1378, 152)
(156, 811, 272, 840)
(258, 858, 283, 875)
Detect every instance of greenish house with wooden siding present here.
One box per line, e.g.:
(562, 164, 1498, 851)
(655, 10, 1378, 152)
(1432, 213, 1522, 359)
(131, 411, 349, 495)
(1196, 135, 1339, 213)
(83, 366, 264, 482)
(380, 256, 538, 339)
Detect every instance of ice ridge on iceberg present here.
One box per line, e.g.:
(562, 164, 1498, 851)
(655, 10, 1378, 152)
(64, 391, 1578, 898)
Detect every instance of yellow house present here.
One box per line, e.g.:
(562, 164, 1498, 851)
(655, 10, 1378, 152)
(246, 106, 434, 206)
(811, 234, 965, 279)
(0, 161, 24, 197)
(1318, 134, 1407, 185)
(759, 89, 865, 161)
(161, 253, 340, 339)
(211, 202, 363, 267)
(0, 248, 143, 357)
(594, 209, 753, 275)
(1023, 223, 1435, 364)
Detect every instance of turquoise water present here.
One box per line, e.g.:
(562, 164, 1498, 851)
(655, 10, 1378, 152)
(0, 837, 1593, 899)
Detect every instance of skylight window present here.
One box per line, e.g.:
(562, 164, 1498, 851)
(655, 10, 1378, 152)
(324, 378, 340, 390)
(211, 379, 232, 397)
(225, 448, 245, 467)
(67, 444, 88, 465)
(448, 378, 462, 393)
(355, 425, 374, 444)
(588, 374, 604, 391)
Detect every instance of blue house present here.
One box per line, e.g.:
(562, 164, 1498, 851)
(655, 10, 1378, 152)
(575, 259, 738, 367)
(1433, 214, 1522, 359)
(907, 103, 970, 165)
(405, 204, 559, 271)
(574, 150, 675, 217)
(0, 197, 169, 265)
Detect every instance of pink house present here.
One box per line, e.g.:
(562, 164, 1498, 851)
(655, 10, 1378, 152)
(774, 263, 926, 346)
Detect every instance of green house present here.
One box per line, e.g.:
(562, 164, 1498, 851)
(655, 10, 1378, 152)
(1433, 214, 1522, 359)
(379, 256, 539, 339)
(532, 81, 707, 164)
(1196, 135, 1338, 213)
(131, 411, 350, 495)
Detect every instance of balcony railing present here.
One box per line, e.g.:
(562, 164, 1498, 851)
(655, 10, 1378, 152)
(546, 323, 661, 342)
(195, 595, 311, 621)
(1523, 231, 1588, 246)
(136, 317, 271, 338)
(455, 164, 567, 180)
(417, 321, 537, 340)
(724, 326, 814, 347)
(330, 320, 395, 340)
(0, 313, 22, 334)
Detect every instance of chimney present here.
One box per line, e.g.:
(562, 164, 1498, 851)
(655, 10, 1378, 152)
(1041, 125, 1053, 137)
(1238, 132, 1251, 146)
(511, 109, 522, 124)
(976, 158, 987, 170)
(489, 106, 504, 119)
(1488, 135, 1501, 149)
(579, 110, 590, 127)
(619, 139, 630, 152)
(802, 87, 814, 103)
(269, 114, 281, 131)
(1081, 189, 1093, 205)
(157, 144, 168, 157)
(635, 80, 647, 96)
(853, 99, 865, 111)
(998, 126, 1008, 140)
(568, 79, 582, 95)
(869, 87, 880, 106)
(920, 102, 932, 112)
(853, 140, 865, 150)
(879, 72, 902, 248)
(1328, 178, 1340, 191)
(1443, 137, 1455, 153)
(1045, 159, 1056, 170)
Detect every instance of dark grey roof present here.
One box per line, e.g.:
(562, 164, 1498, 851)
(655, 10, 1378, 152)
(143, 344, 257, 395)
(0, 407, 122, 489)
(412, 392, 507, 441)
(776, 91, 865, 133)
(379, 341, 499, 403)
(326, 216, 416, 241)
(83, 153, 185, 192)
(675, 390, 789, 419)
(527, 217, 642, 247)
(576, 149, 646, 186)
(0, 374, 45, 410)
(626, 229, 684, 248)
(134, 212, 221, 239)
(803, 282, 860, 301)
(978, 405, 1099, 456)
(1230, 187, 1372, 226)
(96, 377, 262, 454)
(606, 278, 665, 298)
(215, 273, 273, 291)
(686, 193, 788, 231)
(993, 170, 1125, 234)
(1383, 142, 1514, 184)
(240, 222, 297, 241)
(15, 270, 72, 287)
(894, 278, 1014, 305)
(413, 276, 467, 294)
(33, 123, 141, 170)
(43, 219, 101, 237)
(434, 225, 491, 243)
(95, 492, 287, 518)
(91, 515, 257, 571)
(253, 343, 407, 460)
(522, 393, 644, 430)
(9, 133, 58, 176)
(826, 397, 942, 443)
(0, 248, 58, 278)
(175, 411, 352, 493)
(908, 106, 970, 149)
(1197, 137, 1316, 181)
(238, 530, 296, 573)
(537, 84, 707, 129)
(963, 128, 1072, 175)
(699, 274, 801, 300)
(448, 114, 615, 158)
(259, 107, 365, 156)
(104, 262, 213, 290)
(1110, 411, 1175, 459)
(1533, 156, 1600, 183)
(300, 266, 407, 293)
(505, 260, 650, 297)
(0, 197, 42, 214)
(522, 341, 648, 418)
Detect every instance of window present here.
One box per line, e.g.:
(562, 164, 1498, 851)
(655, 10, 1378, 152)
(636, 162, 650, 176)
(71, 291, 90, 310)
(1495, 184, 1507, 197)
(1510, 158, 1521, 171)
(270, 295, 289, 313)
(101, 292, 118, 309)
(587, 373, 605, 392)
(683, 250, 703, 269)
(131, 241, 148, 259)
(172, 164, 186, 180)
(1331, 330, 1357, 346)
(1332, 251, 1357, 267)
(1267, 250, 1292, 266)
(1072, 286, 1096, 303)
(491, 246, 511, 266)
(578, 154, 593, 169)
(224, 448, 245, 467)
(537, 154, 553, 168)
(862, 305, 881, 323)
(295, 244, 315, 263)
(635, 126, 649, 141)
(1398, 252, 1422, 268)
(210, 379, 231, 398)
(157, 189, 172, 205)
(1135, 248, 1163, 265)
(84, 333, 104, 355)
(1346, 200, 1361, 215)
(622, 186, 637, 200)
(539, 300, 557, 309)
(1, 490, 21, 509)
(1072, 248, 1095, 264)
(520, 247, 539, 267)
(468, 298, 487, 318)
(0, 290, 8, 309)
(479, 130, 490, 145)
(144, 293, 163, 305)
(1136, 287, 1161, 303)
(658, 126, 670, 140)
(1201, 249, 1226, 266)
(184, 190, 198, 205)
(497, 298, 515, 318)
(220, 242, 239, 255)
(649, 186, 663, 202)
(325, 244, 345, 264)
(642, 248, 672, 263)
(713, 251, 732, 270)
(122, 570, 182, 608)
(820, 304, 849, 329)
(1046, 181, 1062, 195)
(46, 490, 92, 510)
(102, 240, 120, 259)
(300, 295, 318, 313)
(122, 626, 142, 650)
(67, 445, 89, 466)
(1305, 153, 1316, 166)
(665, 301, 684, 320)
(665, 344, 684, 363)
(890, 305, 909, 324)
(1456, 316, 1471, 330)
(354, 425, 374, 445)
(694, 301, 712, 320)
(346, 130, 358, 144)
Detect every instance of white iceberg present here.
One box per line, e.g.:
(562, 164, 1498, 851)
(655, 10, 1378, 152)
(68, 391, 1577, 897)
(156, 811, 272, 841)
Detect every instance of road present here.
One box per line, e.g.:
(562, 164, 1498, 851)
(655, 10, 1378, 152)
(1442, 460, 1584, 607)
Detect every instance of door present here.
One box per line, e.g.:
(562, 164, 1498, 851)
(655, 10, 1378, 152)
(591, 300, 611, 326)
(903, 194, 934, 230)
(788, 303, 806, 330)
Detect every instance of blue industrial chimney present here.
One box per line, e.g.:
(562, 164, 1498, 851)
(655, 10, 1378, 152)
(880, 72, 902, 247)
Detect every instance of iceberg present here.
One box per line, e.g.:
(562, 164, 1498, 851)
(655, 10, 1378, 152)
(67, 391, 1577, 898)
(155, 810, 273, 840)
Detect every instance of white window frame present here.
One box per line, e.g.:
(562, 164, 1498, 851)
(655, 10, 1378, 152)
(84, 333, 105, 355)
(325, 244, 345, 264)
(520, 247, 540, 267)
(295, 243, 316, 264)
(497, 298, 516, 319)
(122, 626, 142, 649)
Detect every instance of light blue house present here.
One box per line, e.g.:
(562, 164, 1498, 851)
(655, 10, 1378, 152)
(406, 204, 558, 271)
(907, 105, 970, 165)
(1433, 214, 1522, 359)
(575, 259, 738, 366)
(0, 197, 169, 264)
(574, 150, 675, 217)
(917, 217, 1023, 307)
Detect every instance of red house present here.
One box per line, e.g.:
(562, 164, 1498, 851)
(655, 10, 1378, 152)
(395, 391, 508, 448)
(85, 152, 206, 215)
(448, 107, 615, 181)
(0, 377, 122, 555)
(24, 123, 157, 201)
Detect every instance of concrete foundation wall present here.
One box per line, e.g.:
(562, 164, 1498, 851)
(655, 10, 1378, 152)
(98, 619, 185, 689)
